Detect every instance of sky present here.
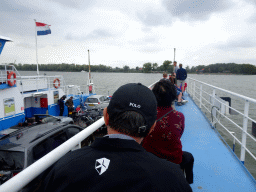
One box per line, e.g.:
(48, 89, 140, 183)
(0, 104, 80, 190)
(1, 0, 256, 69)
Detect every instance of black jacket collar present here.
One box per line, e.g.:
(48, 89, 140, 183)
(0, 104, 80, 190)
(91, 137, 145, 152)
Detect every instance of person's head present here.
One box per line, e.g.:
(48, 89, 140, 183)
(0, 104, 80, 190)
(152, 79, 176, 107)
(104, 83, 157, 138)
(70, 96, 73, 100)
(169, 76, 175, 84)
(173, 61, 177, 66)
(179, 63, 182, 68)
(163, 72, 167, 78)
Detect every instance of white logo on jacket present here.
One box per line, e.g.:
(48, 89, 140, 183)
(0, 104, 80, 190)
(95, 158, 110, 175)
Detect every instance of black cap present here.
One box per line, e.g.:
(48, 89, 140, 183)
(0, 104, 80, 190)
(107, 83, 157, 131)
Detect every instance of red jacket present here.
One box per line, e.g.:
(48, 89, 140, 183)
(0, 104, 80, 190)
(142, 106, 185, 164)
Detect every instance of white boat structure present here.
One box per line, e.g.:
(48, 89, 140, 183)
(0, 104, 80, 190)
(0, 36, 94, 133)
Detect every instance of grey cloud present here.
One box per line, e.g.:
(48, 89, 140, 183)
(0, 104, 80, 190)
(0, 1, 52, 36)
(216, 37, 256, 49)
(47, 0, 96, 9)
(86, 29, 114, 39)
(65, 29, 114, 41)
(136, 10, 172, 27)
(162, 0, 234, 21)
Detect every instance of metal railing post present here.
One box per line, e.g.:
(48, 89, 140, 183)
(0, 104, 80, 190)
(240, 100, 249, 164)
(193, 81, 195, 99)
(230, 132, 236, 152)
(212, 89, 215, 106)
(199, 84, 202, 108)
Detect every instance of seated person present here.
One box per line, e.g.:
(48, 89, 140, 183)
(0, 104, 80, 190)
(142, 79, 194, 184)
(169, 76, 188, 106)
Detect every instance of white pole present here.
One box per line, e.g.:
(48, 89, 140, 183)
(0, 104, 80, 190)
(240, 100, 249, 164)
(34, 19, 39, 76)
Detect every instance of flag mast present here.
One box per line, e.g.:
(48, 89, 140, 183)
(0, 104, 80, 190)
(173, 48, 176, 63)
(34, 19, 39, 76)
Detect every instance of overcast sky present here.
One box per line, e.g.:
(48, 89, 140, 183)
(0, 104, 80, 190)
(1, 0, 256, 68)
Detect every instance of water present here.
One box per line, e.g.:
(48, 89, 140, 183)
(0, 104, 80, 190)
(19, 71, 256, 178)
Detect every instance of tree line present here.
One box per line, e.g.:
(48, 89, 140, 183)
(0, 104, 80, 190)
(1, 62, 256, 75)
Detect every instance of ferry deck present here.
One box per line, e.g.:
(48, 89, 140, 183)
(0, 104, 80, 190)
(179, 93, 256, 191)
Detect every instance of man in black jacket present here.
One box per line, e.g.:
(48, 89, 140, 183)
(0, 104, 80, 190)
(176, 63, 187, 93)
(34, 83, 192, 192)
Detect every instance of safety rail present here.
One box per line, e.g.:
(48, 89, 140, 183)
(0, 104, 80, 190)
(186, 77, 256, 165)
(0, 64, 21, 84)
(0, 64, 70, 94)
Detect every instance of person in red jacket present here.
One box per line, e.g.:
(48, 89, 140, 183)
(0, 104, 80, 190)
(142, 79, 194, 184)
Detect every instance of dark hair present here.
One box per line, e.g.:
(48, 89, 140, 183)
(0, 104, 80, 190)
(109, 111, 148, 137)
(152, 80, 176, 107)
(163, 72, 167, 78)
(169, 76, 175, 84)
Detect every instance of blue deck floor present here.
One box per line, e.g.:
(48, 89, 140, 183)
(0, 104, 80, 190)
(176, 93, 256, 191)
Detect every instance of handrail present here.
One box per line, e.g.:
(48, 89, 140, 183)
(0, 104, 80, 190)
(189, 77, 256, 104)
(187, 77, 256, 165)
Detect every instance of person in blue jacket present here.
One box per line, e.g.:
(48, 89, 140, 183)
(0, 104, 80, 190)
(176, 63, 187, 93)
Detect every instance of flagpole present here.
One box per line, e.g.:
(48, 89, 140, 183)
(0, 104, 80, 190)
(174, 48, 176, 62)
(88, 49, 91, 81)
(34, 19, 39, 75)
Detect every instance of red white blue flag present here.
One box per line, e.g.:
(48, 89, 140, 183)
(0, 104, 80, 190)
(36, 22, 51, 36)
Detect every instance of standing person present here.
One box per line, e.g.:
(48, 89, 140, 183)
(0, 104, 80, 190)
(32, 83, 192, 192)
(65, 96, 74, 117)
(176, 63, 187, 93)
(58, 95, 66, 116)
(142, 80, 194, 184)
(173, 61, 179, 85)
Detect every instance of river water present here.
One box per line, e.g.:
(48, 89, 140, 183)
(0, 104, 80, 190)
(19, 71, 256, 178)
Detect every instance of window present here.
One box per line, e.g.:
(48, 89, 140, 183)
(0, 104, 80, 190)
(66, 127, 80, 138)
(86, 98, 98, 103)
(33, 131, 68, 162)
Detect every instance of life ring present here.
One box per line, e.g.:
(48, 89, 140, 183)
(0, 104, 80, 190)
(53, 78, 60, 88)
(7, 71, 16, 86)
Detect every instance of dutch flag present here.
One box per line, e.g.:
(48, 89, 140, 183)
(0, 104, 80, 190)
(36, 22, 51, 36)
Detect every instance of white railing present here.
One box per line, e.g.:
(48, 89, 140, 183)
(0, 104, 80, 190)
(187, 77, 256, 164)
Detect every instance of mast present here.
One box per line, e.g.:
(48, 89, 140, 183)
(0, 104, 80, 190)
(88, 50, 93, 94)
(34, 19, 39, 76)
(88, 49, 91, 81)
(173, 48, 176, 63)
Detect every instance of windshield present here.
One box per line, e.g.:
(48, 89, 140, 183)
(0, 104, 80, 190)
(0, 150, 24, 171)
(86, 98, 98, 103)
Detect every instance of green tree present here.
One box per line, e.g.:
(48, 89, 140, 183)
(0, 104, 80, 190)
(163, 60, 172, 71)
(143, 62, 152, 73)
(123, 65, 130, 72)
(152, 63, 158, 71)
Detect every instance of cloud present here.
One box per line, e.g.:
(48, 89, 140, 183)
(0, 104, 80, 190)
(47, 0, 96, 9)
(136, 10, 172, 27)
(216, 36, 256, 49)
(65, 29, 114, 41)
(162, 0, 234, 21)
